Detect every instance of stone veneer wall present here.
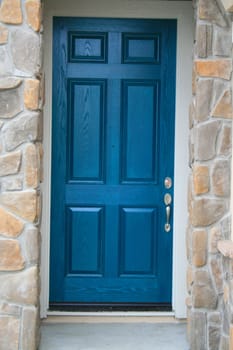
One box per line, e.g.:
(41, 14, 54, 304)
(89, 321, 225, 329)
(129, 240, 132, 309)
(187, 0, 233, 349)
(0, 0, 42, 349)
(0, 0, 233, 349)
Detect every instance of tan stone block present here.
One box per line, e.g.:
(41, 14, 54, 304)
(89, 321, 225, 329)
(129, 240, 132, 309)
(3, 112, 40, 151)
(192, 65, 197, 95)
(0, 140, 3, 154)
(0, 266, 38, 305)
(40, 73, 45, 107)
(0, 150, 21, 177)
(210, 257, 223, 292)
(0, 316, 20, 350)
(196, 79, 213, 122)
(217, 240, 233, 259)
(208, 312, 221, 325)
(193, 165, 209, 195)
(36, 192, 41, 223)
(190, 311, 207, 348)
(0, 77, 22, 90)
(186, 226, 192, 262)
(194, 120, 220, 161)
(0, 0, 22, 24)
(223, 283, 229, 304)
(0, 302, 21, 316)
(212, 80, 227, 111)
(212, 160, 230, 197)
(0, 239, 25, 271)
(189, 101, 194, 129)
(192, 230, 207, 267)
(189, 135, 194, 166)
(212, 90, 233, 119)
(1, 177, 23, 191)
(186, 296, 192, 308)
(208, 324, 221, 350)
(186, 308, 191, 343)
(196, 24, 212, 58)
(0, 190, 38, 222)
(195, 60, 232, 80)
(0, 84, 22, 119)
(213, 27, 232, 57)
(193, 270, 217, 309)
(22, 307, 38, 350)
(23, 227, 40, 263)
(0, 24, 8, 44)
(199, 0, 227, 27)
(37, 142, 43, 182)
(219, 335, 229, 349)
(24, 79, 40, 110)
(25, 0, 41, 32)
(221, 0, 233, 12)
(220, 214, 231, 241)
(187, 265, 194, 294)
(218, 124, 231, 156)
(0, 207, 24, 238)
(230, 325, 233, 350)
(209, 226, 223, 253)
(191, 198, 226, 227)
(187, 174, 193, 215)
(24, 143, 39, 188)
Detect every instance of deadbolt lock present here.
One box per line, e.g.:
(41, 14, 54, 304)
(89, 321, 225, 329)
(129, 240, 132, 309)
(164, 177, 172, 189)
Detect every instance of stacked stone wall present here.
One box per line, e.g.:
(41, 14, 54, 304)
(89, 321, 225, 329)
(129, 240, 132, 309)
(0, 0, 233, 349)
(188, 0, 233, 349)
(0, 0, 42, 349)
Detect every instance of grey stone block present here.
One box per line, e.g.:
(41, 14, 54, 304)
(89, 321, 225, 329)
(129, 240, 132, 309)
(11, 29, 40, 75)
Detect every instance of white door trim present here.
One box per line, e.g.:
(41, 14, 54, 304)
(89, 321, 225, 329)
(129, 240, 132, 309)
(41, 0, 193, 318)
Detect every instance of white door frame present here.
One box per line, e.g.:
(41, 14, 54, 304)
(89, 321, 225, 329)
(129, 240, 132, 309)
(41, 0, 193, 318)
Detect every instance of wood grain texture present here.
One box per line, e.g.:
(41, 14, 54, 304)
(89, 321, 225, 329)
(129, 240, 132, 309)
(50, 18, 176, 304)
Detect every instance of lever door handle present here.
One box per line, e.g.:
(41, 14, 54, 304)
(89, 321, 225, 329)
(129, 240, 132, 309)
(165, 205, 171, 232)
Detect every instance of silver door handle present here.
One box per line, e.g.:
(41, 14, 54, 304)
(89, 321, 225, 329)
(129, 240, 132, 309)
(165, 205, 171, 232)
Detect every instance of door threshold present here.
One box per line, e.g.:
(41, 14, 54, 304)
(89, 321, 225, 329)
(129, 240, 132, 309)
(47, 310, 175, 317)
(43, 311, 185, 324)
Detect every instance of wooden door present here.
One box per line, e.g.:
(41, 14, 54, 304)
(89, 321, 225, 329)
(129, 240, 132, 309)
(50, 18, 176, 306)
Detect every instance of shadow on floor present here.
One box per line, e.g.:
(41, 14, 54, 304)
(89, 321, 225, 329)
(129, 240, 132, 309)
(40, 322, 189, 350)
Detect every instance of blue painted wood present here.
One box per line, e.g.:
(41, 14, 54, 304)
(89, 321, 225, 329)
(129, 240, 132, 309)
(121, 80, 158, 182)
(66, 206, 104, 275)
(68, 32, 108, 63)
(67, 78, 106, 182)
(122, 33, 160, 64)
(120, 208, 157, 276)
(50, 18, 177, 304)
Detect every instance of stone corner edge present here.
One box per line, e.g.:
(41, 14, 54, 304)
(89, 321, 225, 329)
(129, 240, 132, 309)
(219, 0, 233, 12)
(217, 239, 233, 258)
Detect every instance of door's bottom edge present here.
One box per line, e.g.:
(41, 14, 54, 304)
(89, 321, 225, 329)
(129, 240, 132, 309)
(49, 302, 172, 312)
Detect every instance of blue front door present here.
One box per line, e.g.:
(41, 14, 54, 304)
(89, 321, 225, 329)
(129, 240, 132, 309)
(50, 18, 176, 305)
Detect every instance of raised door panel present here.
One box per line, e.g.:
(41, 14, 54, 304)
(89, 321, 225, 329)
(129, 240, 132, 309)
(122, 33, 160, 64)
(68, 31, 108, 62)
(121, 80, 159, 183)
(67, 79, 106, 182)
(119, 207, 158, 276)
(66, 206, 104, 276)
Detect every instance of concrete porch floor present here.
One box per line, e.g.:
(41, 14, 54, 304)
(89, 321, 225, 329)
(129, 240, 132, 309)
(39, 316, 189, 350)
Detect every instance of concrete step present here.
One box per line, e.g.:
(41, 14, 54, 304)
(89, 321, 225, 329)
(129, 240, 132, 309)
(40, 319, 189, 350)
